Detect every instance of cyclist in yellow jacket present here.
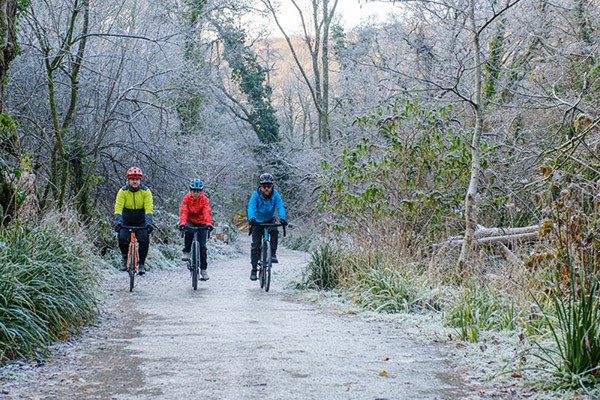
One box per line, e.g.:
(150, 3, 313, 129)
(114, 166, 154, 275)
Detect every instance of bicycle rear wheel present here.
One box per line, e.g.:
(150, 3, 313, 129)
(191, 240, 199, 290)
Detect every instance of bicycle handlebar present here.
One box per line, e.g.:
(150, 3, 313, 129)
(182, 226, 212, 232)
(120, 225, 148, 231)
(181, 225, 212, 238)
(249, 222, 287, 237)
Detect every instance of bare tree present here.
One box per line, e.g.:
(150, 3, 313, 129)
(25, 0, 91, 209)
(262, 0, 339, 144)
(11, 0, 188, 215)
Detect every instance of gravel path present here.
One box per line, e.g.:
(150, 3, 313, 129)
(0, 238, 480, 399)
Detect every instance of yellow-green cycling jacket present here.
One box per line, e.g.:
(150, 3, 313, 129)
(114, 185, 154, 227)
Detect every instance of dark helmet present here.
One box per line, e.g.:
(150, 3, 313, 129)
(189, 179, 204, 190)
(126, 166, 143, 179)
(259, 173, 274, 185)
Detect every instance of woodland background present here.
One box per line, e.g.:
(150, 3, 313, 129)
(1, 0, 599, 395)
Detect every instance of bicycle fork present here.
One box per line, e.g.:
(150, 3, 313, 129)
(128, 232, 139, 274)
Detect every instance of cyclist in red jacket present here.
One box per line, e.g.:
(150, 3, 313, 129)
(179, 179, 213, 280)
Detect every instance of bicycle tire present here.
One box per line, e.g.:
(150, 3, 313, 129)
(128, 247, 135, 292)
(264, 241, 272, 292)
(259, 264, 264, 288)
(260, 242, 268, 288)
(191, 240, 199, 290)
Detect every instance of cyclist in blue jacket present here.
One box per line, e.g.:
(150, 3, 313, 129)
(247, 173, 287, 281)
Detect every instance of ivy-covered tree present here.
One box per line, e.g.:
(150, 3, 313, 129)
(176, 0, 208, 137)
(0, 0, 21, 114)
(219, 23, 280, 145)
(0, 0, 27, 224)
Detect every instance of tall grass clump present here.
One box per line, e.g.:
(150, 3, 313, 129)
(530, 269, 600, 388)
(524, 172, 600, 387)
(0, 218, 100, 362)
(350, 265, 433, 313)
(444, 284, 528, 342)
(445, 286, 498, 342)
(303, 242, 439, 313)
(303, 243, 342, 290)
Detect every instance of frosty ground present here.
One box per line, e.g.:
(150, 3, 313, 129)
(0, 237, 534, 399)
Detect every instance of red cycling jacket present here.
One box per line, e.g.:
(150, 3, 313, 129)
(179, 192, 212, 226)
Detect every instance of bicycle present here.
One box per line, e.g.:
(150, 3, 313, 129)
(252, 222, 286, 292)
(182, 226, 211, 290)
(121, 225, 144, 292)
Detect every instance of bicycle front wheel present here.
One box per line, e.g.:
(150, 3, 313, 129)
(258, 242, 266, 289)
(191, 240, 199, 290)
(264, 242, 273, 292)
(128, 247, 136, 292)
(263, 241, 272, 292)
(258, 261, 264, 288)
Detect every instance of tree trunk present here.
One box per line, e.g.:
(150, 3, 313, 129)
(459, 0, 484, 266)
(320, 0, 333, 142)
(0, 0, 18, 114)
(39, 0, 89, 209)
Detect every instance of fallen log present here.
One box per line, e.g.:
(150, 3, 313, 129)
(477, 231, 539, 245)
(442, 225, 540, 242)
(473, 225, 539, 238)
(433, 230, 539, 248)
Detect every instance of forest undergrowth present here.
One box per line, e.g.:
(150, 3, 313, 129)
(300, 100, 600, 398)
(299, 205, 600, 397)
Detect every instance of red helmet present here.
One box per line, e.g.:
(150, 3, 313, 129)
(126, 166, 143, 179)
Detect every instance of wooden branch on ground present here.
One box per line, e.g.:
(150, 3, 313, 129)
(433, 225, 540, 248)
(477, 231, 539, 245)
(430, 224, 543, 266)
(474, 225, 540, 238)
(495, 242, 523, 266)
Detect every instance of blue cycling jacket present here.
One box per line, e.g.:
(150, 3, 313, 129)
(247, 187, 286, 223)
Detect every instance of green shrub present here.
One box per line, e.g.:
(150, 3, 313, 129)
(0, 219, 99, 362)
(318, 100, 479, 256)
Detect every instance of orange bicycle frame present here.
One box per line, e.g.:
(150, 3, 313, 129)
(127, 230, 139, 274)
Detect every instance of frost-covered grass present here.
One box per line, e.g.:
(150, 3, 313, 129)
(302, 243, 342, 290)
(301, 244, 440, 312)
(298, 243, 600, 398)
(281, 233, 318, 252)
(528, 271, 600, 391)
(349, 266, 433, 313)
(0, 215, 102, 363)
